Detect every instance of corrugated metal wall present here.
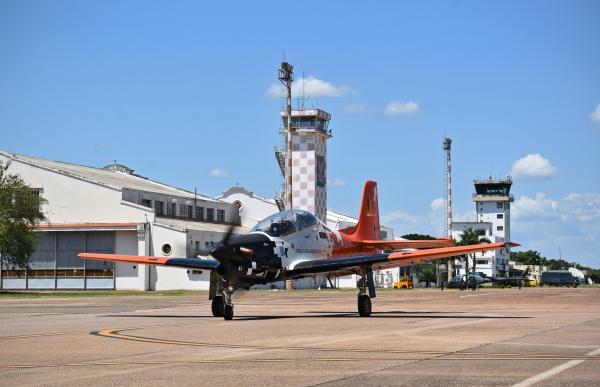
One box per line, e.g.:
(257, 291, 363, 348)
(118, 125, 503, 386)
(1, 231, 115, 290)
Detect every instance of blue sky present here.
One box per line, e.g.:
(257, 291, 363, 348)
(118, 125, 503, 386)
(1, 1, 599, 266)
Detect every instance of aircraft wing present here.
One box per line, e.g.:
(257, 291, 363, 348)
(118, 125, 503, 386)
(289, 242, 518, 277)
(357, 238, 454, 250)
(78, 253, 220, 270)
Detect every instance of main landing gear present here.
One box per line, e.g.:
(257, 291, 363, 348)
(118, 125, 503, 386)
(357, 267, 376, 317)
(211, 282, 235, 320)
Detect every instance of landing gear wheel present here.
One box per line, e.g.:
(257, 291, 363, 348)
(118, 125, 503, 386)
(358, 294, 372, 317)
(211, 296, 224, 317)
(223, 304, 234, 320)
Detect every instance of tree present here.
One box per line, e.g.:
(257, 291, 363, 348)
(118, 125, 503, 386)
(401, 233, 436, 240)
(511, 250, 545, 266)
(418, 267, 436, 288)
(0, 161, 47, 268)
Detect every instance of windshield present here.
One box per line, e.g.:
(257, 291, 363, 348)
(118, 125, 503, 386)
(251, 210, 319, 237)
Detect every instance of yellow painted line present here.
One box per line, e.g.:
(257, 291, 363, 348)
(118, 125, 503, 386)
(0, 322, 197, 341)
(94, 328, 600, 360)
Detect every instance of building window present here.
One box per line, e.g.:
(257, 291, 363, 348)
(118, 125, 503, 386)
(27, 188, 43, 211)
(206, 208, 215, 221)
(497, 225, 504, 231)
(217, 209, 225, 222)
(497, 202, 503, 209)
(155, 201, 164, 216)
(187, 205, 193, 219)
(195, 207, 204, 221)
(167, 202, 176, 217)
(476, 260, 487, 265)
(497, 213, 504, 219)
(141, 199, 152, 208)
(179, 204, 187, 218)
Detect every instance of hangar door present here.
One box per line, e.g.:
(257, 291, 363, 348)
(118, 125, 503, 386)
(1, 231, 115, 290)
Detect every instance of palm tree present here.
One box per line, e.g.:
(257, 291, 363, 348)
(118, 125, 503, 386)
(418, 267, 436, 288)
(454, 228, 491, 274)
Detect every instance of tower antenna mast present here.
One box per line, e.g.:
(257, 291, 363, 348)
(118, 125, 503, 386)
(278, 61, 294, 210)
(443, 136, 453, 282)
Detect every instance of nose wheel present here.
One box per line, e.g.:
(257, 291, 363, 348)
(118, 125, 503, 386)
(211, 281, 236, 320)
(211, 296, 224, 317)
(223, 303, 234, 320)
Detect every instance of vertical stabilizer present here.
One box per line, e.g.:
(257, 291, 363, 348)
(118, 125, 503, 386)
(340, 180, 381, 241)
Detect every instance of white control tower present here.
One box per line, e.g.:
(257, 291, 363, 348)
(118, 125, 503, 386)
(452, 177, 514, 277)
(473, 177, 514, 276)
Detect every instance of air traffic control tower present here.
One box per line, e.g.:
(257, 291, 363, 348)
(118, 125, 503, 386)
(473, 177, 514, 276)
(452, 177, 514, 277)
(275, 109, 332, 222)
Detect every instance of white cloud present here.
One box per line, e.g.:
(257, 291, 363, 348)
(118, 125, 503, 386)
(590, 103, 600, 125)
(341, 104, 376, 114)
(381, 210, 423, 231)
(265, 76, 356, 98)
(511, 192, 600, 266)
(430, 197, 445, 210)
(383, 100, 419, 116)
(512, 193, 559, 221)
(509, 153, 558, 180)
(327, 178, 346, 188)
(209, 169, 229, 178)
(559, 193, 600, 222)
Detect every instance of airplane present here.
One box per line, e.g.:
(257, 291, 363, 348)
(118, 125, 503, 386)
(448, 268, 530, 290)
(79, 181, 518, 320)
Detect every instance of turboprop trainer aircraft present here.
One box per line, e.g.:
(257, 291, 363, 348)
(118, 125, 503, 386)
(80, 181, 518, 320)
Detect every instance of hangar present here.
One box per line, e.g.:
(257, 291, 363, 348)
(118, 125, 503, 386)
(0, 151, 243, 290)
(0, 151, 399, 291)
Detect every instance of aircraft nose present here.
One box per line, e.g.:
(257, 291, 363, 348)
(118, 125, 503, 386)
(210, 243, 230, 261)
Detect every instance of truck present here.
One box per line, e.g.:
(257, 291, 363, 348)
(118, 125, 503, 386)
(541, 271, 580, 287)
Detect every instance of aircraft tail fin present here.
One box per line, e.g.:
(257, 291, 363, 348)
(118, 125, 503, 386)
(339, 180, 381, 241)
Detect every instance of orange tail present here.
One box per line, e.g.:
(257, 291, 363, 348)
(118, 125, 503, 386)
(339, 180, 381, 241)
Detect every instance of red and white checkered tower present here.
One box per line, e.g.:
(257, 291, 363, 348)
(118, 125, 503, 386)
(280, 108, 332, 222)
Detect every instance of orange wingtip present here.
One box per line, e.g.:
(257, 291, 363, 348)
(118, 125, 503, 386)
(78, 253, 170, 265)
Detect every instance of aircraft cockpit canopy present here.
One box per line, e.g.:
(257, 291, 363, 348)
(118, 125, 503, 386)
(251, 210, 320, 237)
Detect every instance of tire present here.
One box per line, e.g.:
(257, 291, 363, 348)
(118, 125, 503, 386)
(358, 294, 372, 317)
(211, 296, 224, 317)
(223, 304, 234, 320)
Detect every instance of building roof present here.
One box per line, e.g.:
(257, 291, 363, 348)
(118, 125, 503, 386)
(1, 151, 220, 203)
(219, 185, 359, 224)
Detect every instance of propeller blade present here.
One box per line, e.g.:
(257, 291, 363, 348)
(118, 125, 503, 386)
(221, 225, 236, 247)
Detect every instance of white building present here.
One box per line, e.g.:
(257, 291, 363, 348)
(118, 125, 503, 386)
(452, 177, 514, 278)
(0, 151, 245, 291)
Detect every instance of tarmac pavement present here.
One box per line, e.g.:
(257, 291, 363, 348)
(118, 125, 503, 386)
(0, 287, 599, 386)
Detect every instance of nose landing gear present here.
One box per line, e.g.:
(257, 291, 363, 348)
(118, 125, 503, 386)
(211, 281, 236, 320)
